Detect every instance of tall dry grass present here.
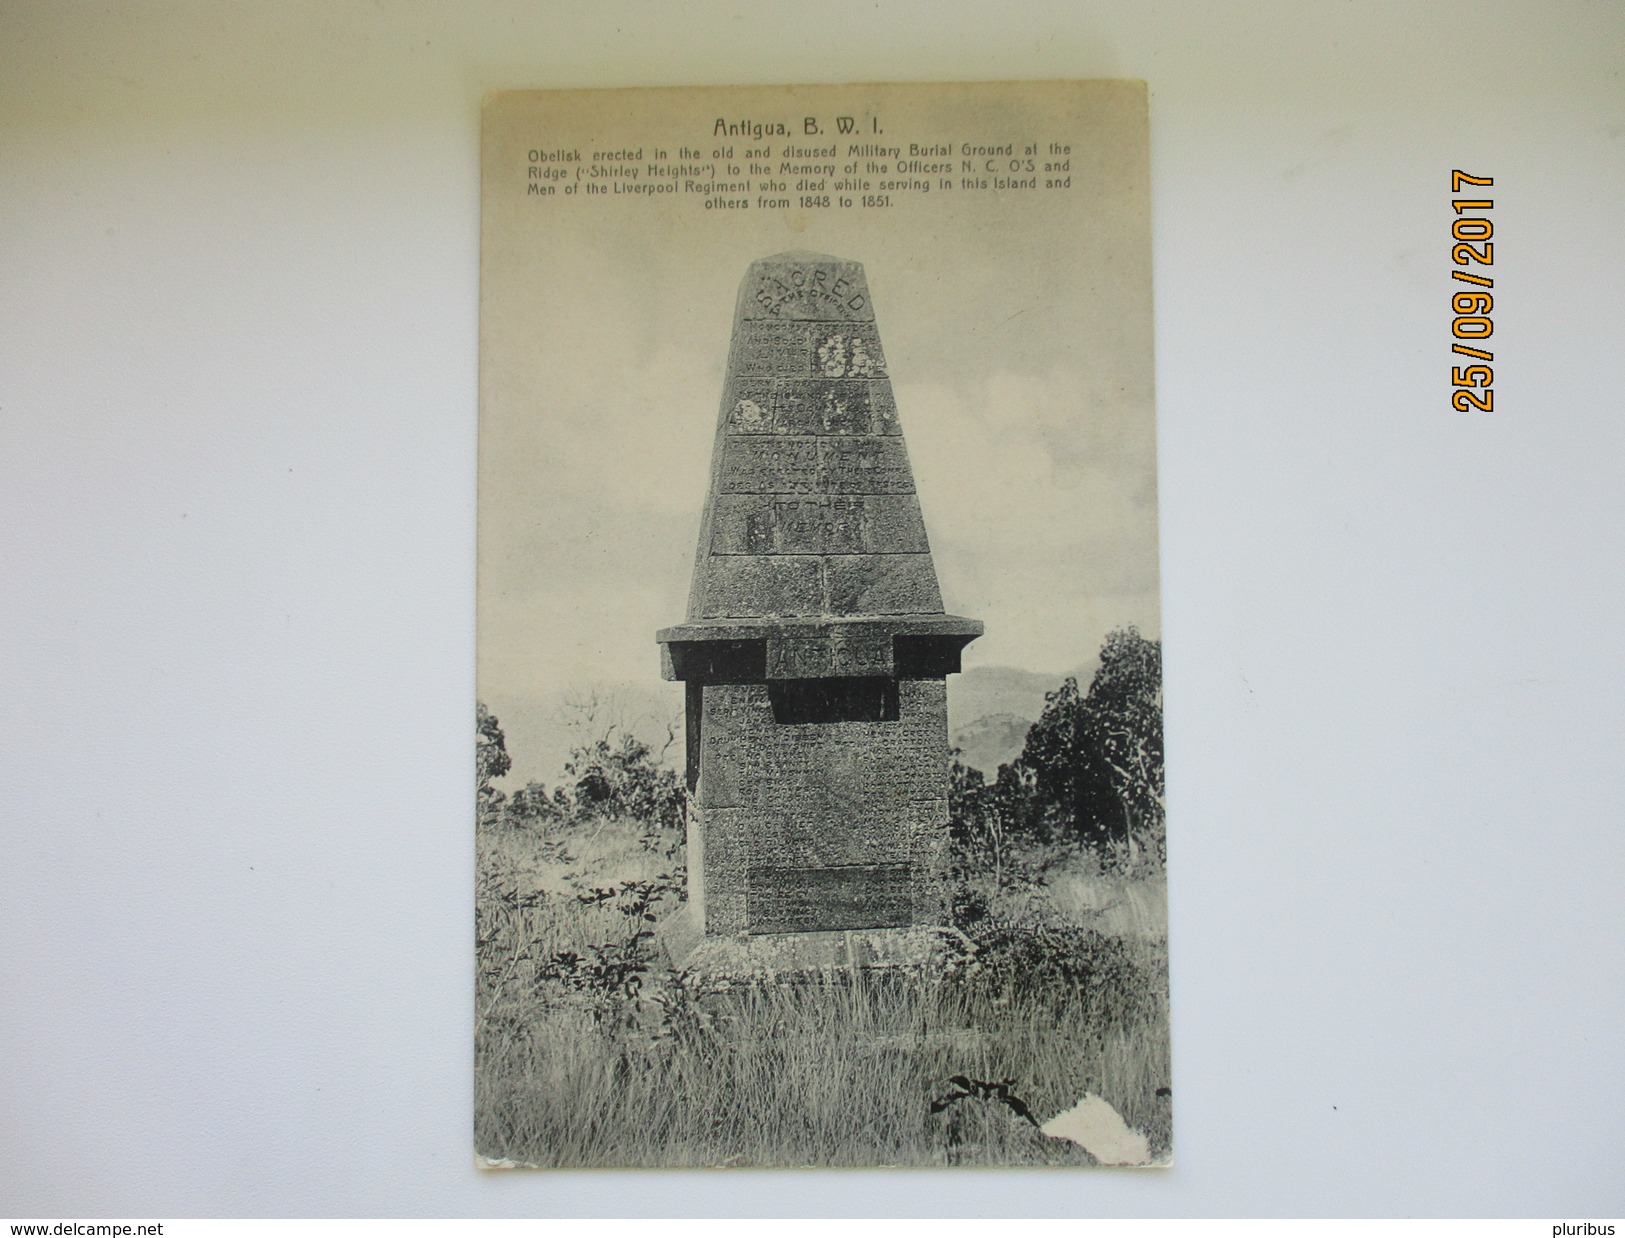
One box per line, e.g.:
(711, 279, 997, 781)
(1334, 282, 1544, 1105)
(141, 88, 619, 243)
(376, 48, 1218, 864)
(475, 815, 1171, 1168)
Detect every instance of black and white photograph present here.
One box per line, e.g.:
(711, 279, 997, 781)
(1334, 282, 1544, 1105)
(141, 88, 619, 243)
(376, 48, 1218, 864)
(6, 1, 1623, 1221)
(476, 82, 1168, 1167)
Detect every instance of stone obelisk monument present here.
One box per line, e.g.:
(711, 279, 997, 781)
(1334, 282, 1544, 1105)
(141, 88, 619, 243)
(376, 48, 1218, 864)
(658, 252, 981, 969)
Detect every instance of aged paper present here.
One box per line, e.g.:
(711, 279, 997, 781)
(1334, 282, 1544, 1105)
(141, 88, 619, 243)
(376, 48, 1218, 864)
(477, 81, 1167, 1168)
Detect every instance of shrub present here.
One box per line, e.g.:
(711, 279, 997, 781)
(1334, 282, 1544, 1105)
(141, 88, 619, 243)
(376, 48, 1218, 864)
(945, 921, 1156, 1023)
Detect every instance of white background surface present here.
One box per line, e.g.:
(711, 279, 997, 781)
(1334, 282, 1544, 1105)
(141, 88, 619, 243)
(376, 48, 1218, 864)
(3, 0, 1622, 1219)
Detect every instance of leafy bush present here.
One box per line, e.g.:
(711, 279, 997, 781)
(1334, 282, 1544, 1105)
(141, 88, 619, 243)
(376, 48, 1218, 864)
(473, 664, 1171, 1167)
(949, 627, 1165, 879)
(945, 922, 1154, 1021)
(478, 702, 685, 862)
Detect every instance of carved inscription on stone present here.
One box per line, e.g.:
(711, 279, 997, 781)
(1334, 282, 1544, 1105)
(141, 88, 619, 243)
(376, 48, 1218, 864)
(729, 321, 812, 378)
(745, 259, 874, 323)
(709, 494, 928, 557)
(747, 863, 913, 934)
(706, 681, 949, 821)
(766, 629, 894, 679)
(719, 437, 818, 493)
(819, 437, 915, 493)
(727, 322, 888, 380)
(660, 255, 982, 939)
(784, 380, 899, 436)
(709, 495, 862, 555)
(900, 676, 949, 727)
(724, 378, 781, 432)
(726, 378, 899, 437)
(745, 800, 940, 871)
(693, 806, 750, 934)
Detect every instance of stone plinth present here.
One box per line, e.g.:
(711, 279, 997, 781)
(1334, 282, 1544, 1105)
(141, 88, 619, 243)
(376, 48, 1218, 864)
(658, 252, 981, 970)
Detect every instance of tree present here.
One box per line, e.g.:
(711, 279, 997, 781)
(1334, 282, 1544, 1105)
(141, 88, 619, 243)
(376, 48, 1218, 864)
(1021, 627, 1164, 866)
(561, 728, 685, 836)
(1018, 677, 1117, 849)
(1080, 626, 1164, 851)
(476, 701, 511, 828)
(950, 627, 1165, 874)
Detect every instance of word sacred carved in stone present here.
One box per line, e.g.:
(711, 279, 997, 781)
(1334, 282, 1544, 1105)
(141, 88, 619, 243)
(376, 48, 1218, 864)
(749, 260, 874, 321)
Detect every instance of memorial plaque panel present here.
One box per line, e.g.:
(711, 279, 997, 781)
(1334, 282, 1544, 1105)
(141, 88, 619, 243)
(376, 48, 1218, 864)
(782, 379, 900, 436)
(747, 863, 914, 934)
(725, 379, 900, 437)
(704, 680, 946, 801)
(749, 800, 938, 871)
(708, 495, 862, 556)
(805, 496, 866, 554)
(723, 378, 783, 434)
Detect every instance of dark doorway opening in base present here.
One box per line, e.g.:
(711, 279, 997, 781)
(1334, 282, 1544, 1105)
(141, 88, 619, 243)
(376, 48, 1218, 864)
(768, 676, 900, 724)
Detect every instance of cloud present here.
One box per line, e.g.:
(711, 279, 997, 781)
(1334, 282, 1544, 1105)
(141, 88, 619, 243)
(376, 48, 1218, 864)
(902, 366, 1160, 669)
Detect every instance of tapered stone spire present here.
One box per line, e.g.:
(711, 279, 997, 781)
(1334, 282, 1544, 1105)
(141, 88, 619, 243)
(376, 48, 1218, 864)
(686, 252, 945, 624)
(659, 253, 980, 952)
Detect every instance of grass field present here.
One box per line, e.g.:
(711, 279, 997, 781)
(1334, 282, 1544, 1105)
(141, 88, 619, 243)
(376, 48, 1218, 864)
(474, 815, 1171, 1168)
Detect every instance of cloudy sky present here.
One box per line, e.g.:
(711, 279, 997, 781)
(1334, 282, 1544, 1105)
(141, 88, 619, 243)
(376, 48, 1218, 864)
(479, 82, 1158, 776)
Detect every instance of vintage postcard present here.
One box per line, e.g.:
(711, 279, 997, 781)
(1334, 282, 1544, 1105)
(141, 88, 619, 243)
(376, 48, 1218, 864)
(477, 81, 1168, 1168)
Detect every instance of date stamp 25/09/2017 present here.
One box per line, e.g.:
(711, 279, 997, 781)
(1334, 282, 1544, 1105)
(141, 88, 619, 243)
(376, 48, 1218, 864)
(1451, 170, 1494, 411)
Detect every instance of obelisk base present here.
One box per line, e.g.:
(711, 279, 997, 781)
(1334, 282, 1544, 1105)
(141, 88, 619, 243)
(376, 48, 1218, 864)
(658, 904, 965, 980)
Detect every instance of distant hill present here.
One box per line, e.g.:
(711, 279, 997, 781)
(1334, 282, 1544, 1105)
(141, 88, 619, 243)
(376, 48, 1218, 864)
(950, 712, 1032, 776)
(945, 662, 1099, 775)
(947, 663, 1088, 735)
